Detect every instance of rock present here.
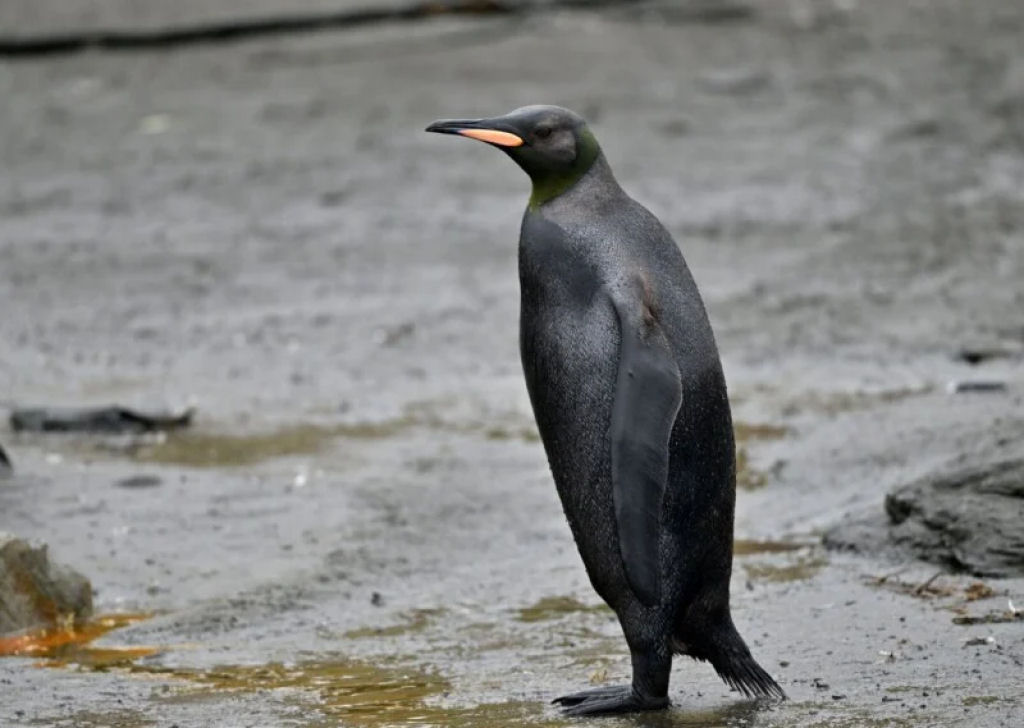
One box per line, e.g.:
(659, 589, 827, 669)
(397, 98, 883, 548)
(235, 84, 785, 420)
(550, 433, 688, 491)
(0, 441, 11, 474)
(115, 475, 163, 489)
(10, 405, 194, 434)
(945, 380, 1008, 394)
(0, 534, 93, 635)
(826, 459, 1024, 577)
(954, 340, 1023, 365)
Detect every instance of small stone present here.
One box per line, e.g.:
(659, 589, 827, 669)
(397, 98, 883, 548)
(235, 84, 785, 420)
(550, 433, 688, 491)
(1, 533, 93, 634)
(946, 380, 1007, 394)
(115, 475, 163, 489)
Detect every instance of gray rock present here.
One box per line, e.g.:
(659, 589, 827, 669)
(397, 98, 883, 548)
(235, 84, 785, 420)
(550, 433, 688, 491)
(10, 405, 194, 434)
(826, 459, 1024, 577)
(0, 533, 93, 635)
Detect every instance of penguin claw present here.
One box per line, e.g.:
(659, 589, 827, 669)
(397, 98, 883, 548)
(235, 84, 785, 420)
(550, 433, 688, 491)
(553, 685, 669, 715)
(552, 685, 627, 706)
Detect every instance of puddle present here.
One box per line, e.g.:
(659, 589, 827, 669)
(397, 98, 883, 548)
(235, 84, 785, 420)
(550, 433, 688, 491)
(131, 659, 567, 728)
(127, 425, 336, 467)
(345, 608, 444, 639)
(3, 609, 913, 728)
(0, 613, 158, 667)
(962, 696, 1013, 707)
(742, 556, 827, 583)
(99, 401, 541, 468)
(484, 425, 541, 443)
(733, 541, 823, 583)
(144, 659, 451, 725)
(734, 421, 788, 491)
(4, 612, 565, 727)
(733, 539, 808, 556)
(736, 446, 768, 490)
(734, 422, 789, 442)
(516, 596, 612, 623)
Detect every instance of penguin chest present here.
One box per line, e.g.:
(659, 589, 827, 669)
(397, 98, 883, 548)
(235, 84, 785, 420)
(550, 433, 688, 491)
(519, 276, 621, 557)
(516, 211, 630, 581)
(520, 290, 618, 444)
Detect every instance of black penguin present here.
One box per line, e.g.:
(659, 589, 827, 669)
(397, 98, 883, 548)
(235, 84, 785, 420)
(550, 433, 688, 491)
(426, 106, 784, 715)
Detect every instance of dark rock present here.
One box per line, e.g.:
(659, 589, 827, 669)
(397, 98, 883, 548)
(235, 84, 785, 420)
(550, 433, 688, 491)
(0, 533, 93, 635)
(115, 475, 163, 489)
(635, 1, 755, 25)
(826, 459, 1024, 577)
(955, 343, 1022, 365)
(952, 611, 1022, 626)
(0, 441, 11, 474)
(946, 380, 1008, 394)
(10, 405, 194, 434)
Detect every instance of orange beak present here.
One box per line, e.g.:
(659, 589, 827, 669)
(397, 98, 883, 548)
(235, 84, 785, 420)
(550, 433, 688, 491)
(455, 128, 524, 147)
(426, 118, 524, 148)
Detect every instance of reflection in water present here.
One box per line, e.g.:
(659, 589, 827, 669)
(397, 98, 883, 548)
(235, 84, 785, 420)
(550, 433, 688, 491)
(0, 613, 157, 667)
(516, 595, 612, 623)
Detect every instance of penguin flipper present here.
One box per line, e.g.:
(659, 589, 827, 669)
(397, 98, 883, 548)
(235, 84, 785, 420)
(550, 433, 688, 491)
(609, 279, 683, 607)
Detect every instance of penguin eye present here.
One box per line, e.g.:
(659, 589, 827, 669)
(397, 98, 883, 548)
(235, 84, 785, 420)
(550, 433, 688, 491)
(535, 125, 553, 140)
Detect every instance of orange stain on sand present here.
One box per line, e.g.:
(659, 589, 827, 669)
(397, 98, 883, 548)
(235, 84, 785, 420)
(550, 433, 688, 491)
(0, 613, 158, 666)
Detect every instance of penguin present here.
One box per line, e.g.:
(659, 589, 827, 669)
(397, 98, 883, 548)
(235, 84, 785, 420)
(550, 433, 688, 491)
(426, 106, 784, 715)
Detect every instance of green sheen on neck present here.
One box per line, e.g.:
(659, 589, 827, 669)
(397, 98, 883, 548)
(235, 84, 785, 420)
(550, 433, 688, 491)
(528, 127, 601, 209)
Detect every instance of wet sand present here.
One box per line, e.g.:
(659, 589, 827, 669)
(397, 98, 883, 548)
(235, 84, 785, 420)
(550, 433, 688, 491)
(1, 1, 1023, 725)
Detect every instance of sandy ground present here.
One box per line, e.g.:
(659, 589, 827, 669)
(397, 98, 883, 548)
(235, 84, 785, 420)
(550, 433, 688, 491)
(1, 0, 1023, 726)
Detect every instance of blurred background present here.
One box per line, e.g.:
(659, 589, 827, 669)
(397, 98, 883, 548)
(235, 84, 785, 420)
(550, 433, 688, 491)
(1, 1, 1022, 726)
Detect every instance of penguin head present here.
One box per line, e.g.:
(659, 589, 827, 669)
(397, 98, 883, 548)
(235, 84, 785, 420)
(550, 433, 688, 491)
(426, 105, 602, 206)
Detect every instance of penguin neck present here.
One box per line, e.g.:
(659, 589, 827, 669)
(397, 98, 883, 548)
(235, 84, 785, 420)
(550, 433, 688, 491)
(527, 128, 605, 209)
(528, 153, 621, 216)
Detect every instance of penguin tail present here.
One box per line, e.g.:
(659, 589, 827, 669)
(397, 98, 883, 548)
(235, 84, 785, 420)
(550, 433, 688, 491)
(673, 620, 786, 701)
(707, 644, 786, 700)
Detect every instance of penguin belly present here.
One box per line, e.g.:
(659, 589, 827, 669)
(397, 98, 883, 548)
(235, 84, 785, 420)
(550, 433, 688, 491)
(519, 275, 640, 609)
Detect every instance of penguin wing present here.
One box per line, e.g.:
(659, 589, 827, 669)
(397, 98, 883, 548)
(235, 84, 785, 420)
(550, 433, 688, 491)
(609, 280, 683, 607)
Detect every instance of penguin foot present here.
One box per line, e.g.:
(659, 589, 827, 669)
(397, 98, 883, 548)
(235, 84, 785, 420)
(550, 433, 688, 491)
(553, 685, 669, 716)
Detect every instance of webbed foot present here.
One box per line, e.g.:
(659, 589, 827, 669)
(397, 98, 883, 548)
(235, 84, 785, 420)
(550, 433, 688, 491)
(553, 685, 669, 716)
